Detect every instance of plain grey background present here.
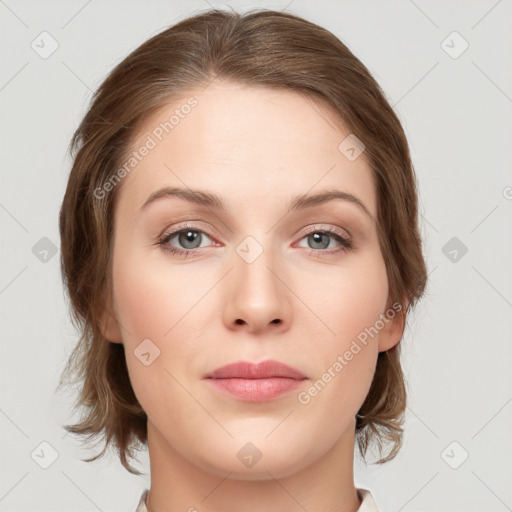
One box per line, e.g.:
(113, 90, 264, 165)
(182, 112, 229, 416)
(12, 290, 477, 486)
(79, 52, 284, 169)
(1, 0, 511, 511)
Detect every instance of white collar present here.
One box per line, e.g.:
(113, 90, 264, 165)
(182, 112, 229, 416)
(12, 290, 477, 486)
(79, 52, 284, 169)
(136, 487, 380, 512)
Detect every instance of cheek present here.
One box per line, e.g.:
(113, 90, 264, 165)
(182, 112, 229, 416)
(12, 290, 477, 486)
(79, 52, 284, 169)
(111, 255, 202, 419)
(111, 249, 212, 398)
(331, 268, 388, 345)
(300, 249, 389, 349)
(293, 252, 387, 407)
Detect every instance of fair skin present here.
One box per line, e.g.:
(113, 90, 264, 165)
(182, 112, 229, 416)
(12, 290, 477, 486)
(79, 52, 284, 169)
(101, 80, 404, 512)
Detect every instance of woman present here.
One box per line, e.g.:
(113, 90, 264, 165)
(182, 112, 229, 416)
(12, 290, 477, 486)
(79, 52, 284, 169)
(58, 8, 427, 512)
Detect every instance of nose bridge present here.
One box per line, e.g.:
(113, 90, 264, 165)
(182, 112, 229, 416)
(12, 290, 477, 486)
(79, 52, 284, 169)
(234, 233, 282, 301)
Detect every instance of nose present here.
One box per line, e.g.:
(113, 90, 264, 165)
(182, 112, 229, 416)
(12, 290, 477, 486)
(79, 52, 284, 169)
(222, 244, 292, 334)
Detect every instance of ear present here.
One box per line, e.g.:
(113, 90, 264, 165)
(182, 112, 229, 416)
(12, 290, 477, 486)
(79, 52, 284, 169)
(377, 299, 407, 352)
(97, 288, 124, 344)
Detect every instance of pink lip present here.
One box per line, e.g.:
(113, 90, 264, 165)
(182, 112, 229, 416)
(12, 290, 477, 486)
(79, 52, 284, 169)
(204, 360, 307, 379)
(204, 360, 308, 402)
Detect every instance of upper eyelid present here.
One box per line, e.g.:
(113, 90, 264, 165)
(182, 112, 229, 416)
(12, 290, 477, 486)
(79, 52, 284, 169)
(160, 222, 215, 240)
(295, 223, 351, 239)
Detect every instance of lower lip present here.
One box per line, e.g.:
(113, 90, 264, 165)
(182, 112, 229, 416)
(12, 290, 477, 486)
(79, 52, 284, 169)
(206, 377, 306, 401)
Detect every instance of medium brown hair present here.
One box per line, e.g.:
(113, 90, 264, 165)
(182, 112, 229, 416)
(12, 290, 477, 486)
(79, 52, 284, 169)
(58, 7, 427, 474)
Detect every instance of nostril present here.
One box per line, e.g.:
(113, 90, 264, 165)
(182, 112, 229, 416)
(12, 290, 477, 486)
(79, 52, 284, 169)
(235, 319, 245, 325)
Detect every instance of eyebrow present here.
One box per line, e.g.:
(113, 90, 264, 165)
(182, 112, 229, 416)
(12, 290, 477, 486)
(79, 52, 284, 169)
(140, 186, 374, 220)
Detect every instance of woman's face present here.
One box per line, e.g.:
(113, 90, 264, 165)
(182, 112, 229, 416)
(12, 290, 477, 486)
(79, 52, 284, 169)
(102, 80, 403, 479)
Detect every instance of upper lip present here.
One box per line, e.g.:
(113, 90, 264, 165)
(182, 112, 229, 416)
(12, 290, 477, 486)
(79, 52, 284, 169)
(204, 360, 307, 380)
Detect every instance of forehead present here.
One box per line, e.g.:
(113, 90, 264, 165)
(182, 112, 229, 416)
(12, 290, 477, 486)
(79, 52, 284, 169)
(115, 81, 377, 219)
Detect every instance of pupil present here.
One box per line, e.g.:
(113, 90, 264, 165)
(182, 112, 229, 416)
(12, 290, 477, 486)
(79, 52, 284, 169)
(311, 232, 328, 249)
(180, 230, 200, 248)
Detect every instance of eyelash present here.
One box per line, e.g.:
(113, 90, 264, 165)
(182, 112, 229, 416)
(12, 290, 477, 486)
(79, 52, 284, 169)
(157, 223, 353, 258)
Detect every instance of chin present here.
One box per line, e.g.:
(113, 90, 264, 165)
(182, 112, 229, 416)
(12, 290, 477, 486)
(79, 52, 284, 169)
(193, 438, 318, 481)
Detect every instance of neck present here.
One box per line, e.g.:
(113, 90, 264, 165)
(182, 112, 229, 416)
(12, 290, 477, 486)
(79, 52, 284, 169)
(145, 420, 362, 512)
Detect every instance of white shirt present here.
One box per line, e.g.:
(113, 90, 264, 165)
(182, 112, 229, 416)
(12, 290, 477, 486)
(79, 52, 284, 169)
(135, 487, 380, 511)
